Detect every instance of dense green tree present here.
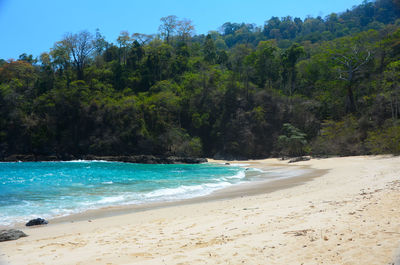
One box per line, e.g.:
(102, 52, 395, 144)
(1, 0, 400, 160)
(251, 41, 279, 88)
(278, 123, 308, 157)
(383, 60, 400, 121)
(203, 34, 217, 64)
(281, 43, 305, 96)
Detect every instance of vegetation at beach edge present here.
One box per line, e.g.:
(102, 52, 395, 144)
(1, 0, 400, 160)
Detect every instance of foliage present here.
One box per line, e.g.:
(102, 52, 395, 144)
(311, 116, 364, 156)
(1, 0, 400, 159)
(278, 123, 308, 157)
(366, 124, 400, 154)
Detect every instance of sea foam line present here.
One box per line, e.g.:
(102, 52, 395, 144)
(0, 164, 247, 227)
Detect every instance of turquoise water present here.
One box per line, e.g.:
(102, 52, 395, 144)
(0, 161, 247, 226)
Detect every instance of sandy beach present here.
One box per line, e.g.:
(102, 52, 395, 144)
(1, 156, 400, 265)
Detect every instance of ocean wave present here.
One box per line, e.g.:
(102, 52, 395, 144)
(248, 168, 266, 173)
(226, 171, 246, 179)
(101, 181, 113, 185)
(144, 181, 234, 200)
(0, 179, 241, 226)
(97, 195, 127, 204)
(144, 185, 207, 198)
(0, 162, 250, 227)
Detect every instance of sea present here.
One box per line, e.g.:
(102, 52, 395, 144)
(0, 161, 303, 227)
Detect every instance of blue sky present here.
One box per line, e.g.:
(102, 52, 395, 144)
(0, 0, 363, 60)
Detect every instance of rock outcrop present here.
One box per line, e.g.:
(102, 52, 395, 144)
(2, 155, 207, 164)
(0, 229, 27, 242)
(25, 218, 48, 226)
(288, 156, 311, 163)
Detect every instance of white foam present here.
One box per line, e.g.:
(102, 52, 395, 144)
(226, 171, 246, 179)
(97, 195, 126, 204)
(101, 181, 113, 185)
(144, 180, 235, 200)
(0, 164, 252, 227)
(144, 185, 205, 198)
(249, 168, 266, 173)
(204, 182, 231, 188)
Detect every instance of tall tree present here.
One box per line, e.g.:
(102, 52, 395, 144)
(253, 41, 278, 88)
(94, 28, 108, 56)
(117, 31, 131, 65)
(281, 43, 305, 96)
(62, 30, 95, 80)
(203, 34, 217, 63)
(383, 60, 400, 121)
(177, 18, 195, 43)
(331, 39, 371, 113)
(50, 41, 71, 87)
(159, 15, 178, 43)
(131, 33, 154, 45)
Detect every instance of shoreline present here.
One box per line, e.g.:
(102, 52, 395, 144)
(0, 154, 207, 164)
(2, 159, 322, 229)
(1, 156, 400, 265)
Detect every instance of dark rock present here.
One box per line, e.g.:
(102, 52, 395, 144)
(82, 154, 96, 161)
(35, 155, 58, 161)
(133, 155, 158, 164)
(2, 154, 207, 164)
(4, 154, 35, 162)
(3, 154, 58, 162)
(0, 229, 27, 242)
(167, 156, 207, 164)
(288, 156, 311, 163)
(212, 152, 247, 161)
(61, 154, 76, 160)
(25, 218, 48, 226)
(80, 155, 207, 164)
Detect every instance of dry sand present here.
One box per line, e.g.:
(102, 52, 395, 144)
(1, 156, 400, 265)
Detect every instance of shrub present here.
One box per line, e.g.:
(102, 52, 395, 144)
(277, 123, 308, 157)
(365, 124, 400, 155)
(311, 116, 363, 156)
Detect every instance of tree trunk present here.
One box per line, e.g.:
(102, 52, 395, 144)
(346, 83, 356, 113)
(395, 89, 399, 120)
(391, 95, 395, 121)
(290, 67, 296, 97)
(77, 68, 84, 81)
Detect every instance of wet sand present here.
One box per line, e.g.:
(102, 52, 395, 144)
(1, 160, 321, 229)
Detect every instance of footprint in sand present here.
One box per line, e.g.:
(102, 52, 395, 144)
(185, 223, 197, 229)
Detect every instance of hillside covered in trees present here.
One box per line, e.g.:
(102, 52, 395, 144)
(1, 0, 400, 160)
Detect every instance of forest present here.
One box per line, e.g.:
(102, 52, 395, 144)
(1, 0, 400, 160)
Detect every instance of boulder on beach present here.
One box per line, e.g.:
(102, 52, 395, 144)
(288, 156, 311, 163)
(25, 218, 48, 226)
(0, 229, 27, 242)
